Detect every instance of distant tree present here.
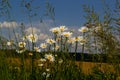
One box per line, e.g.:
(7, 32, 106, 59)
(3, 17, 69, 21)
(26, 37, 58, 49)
(113, 0, 120, 49)
(83, 1, 118, 54)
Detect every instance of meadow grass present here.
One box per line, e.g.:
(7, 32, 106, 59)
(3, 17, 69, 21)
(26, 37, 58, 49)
(0, 50, 120, 80)
(0, 0, 120, 80)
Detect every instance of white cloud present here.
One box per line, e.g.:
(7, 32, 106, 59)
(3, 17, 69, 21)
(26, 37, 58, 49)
(0, 21, 18, 28)
(25, 27, 49, 40)
(25, 27, 41, 34)
(24, 19, 54, 36)
(38, 33, 49, 40)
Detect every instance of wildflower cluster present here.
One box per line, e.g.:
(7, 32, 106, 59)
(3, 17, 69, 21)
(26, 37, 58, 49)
(6, 25, 88, 53)
(5, 25, 88, 79)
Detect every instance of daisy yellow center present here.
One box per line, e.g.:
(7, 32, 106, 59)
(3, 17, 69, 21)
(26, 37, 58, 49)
(20, 43, 24, 46)
(75, 37, 79, 40)
(60, 28, 64, 31)
(64, 34, 69, 37)
(49, 40, 53, 43)
(29, 53, 33, 56)
(35, 47, 39, 51)
(82, 29, 87, 32)
(80, 39, 86, 43)
(55, 46, 59, 50)
(48, 56, 52, 60)
(43, 45, 46, 47)
(30, 36, 35, 41)
(54, 30, 59, 34)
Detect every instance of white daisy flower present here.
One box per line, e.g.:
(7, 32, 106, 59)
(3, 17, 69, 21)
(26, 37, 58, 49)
(58, 59, 63, 64)
(22, 36, 27, 41)
(78, 26, 88, 33)
(16, 49, 26, 54)
(18, 42, 26, 48)
(28, 52, 33, 56)
(46, 69, 50, 72)
(42, 72, 46, 76)
(40, 58, 46, 62)
(79, 38, 87, 45)
(38, 64, 44, 67)
(74, 37, 80, 42)
(34, 47, 41, 52)
(74, 36, 84, 42)
(27, 34, 38, 43)
(46, 39, 56, 45)
(50, 27, 60, 34)
(53, 45, 60, 51)
(46, 73, 50, 78)
(67, 38, 75, 44)
(45, 54, 55, 62)
(95, 26, 101, 32)
(59, 26, 68, 32)
(7, 41, 12, 46)
(61, 32, 72, 37)
(40, 43, 47, 49)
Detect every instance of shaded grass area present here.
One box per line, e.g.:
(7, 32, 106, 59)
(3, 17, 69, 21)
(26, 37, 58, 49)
(2, 49, 120, 63)
(6, 57, 119, 74)
(0, 50, 120, 80)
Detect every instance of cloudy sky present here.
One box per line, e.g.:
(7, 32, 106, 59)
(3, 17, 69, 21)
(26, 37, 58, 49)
(0, 0, 116, 25)
(0, 0, 116, 40)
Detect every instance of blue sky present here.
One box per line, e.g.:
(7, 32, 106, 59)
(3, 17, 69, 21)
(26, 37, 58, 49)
(0, 0, 117, 52)
(51, 0, 115, 26)
(0, 0, 116, 27)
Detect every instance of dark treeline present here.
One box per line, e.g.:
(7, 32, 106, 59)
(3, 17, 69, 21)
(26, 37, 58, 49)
(2, 49, 120, 63)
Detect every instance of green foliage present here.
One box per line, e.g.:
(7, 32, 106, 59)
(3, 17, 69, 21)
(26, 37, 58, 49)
(45, 0, 55, 21)
(0, 0, 120, 80)
(0, 50, 119, 80)
(0, 51, 12, 80)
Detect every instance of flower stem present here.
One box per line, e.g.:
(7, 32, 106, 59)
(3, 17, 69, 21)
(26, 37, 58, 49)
(31, 42, 36, 79)
(81, 32, 85, 61)
(75, 41, 78, 60)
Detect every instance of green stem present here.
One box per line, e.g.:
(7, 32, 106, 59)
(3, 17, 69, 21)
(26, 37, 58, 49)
(31, 42, 36, 79)
(54, 34, 57, 52)
(64, 37, 68, 52)
(21, 52, 25, 80)
(75, 41, 78, 53)
(81, 44, 84, 61)
(60, 36, 63, 52)
(81, 32, 85, 61)
(75, 41, 78, 60)
(69, 43, 72, 52)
